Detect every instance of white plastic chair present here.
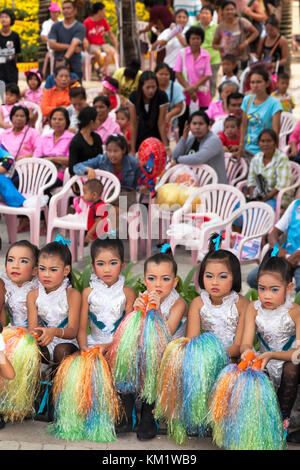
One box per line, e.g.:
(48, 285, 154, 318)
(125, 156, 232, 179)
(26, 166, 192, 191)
(168, 184, 246, 265)
(128, 164, 218, 263)
(0, 158, 57, 247)
(224, 153, 248, 186)
(23, 101, 43, 131)
(279, 112, 297, 151)
(46, 170, 121, 261)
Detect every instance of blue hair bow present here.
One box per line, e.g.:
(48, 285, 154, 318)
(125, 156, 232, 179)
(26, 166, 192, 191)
(271, 243, 279, 257)
(54, 234, 71, 246)
(212, 233, 222, 251)
(160, 243, 171, 253)
(107, 230, 116, 238)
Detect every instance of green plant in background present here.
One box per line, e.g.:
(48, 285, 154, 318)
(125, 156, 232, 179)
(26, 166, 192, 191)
(245, 288, 259, 301)
(176, 265, 199, 304)
(72, 257, 92, 293)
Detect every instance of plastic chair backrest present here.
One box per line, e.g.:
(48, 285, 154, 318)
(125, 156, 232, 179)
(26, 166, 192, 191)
(23, 100, 43, 131)
(289, 160, 300, 184)
(93, 169, 121, 203)
(15, 158, 57, 195)
(193, 184, 246, 220)
(225, 155, 248, 186)
(236, 201, 275, 238)
(279, 112, 297, 149)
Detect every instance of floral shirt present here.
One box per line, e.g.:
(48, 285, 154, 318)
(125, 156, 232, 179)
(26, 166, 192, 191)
(271, 90, 295, 113)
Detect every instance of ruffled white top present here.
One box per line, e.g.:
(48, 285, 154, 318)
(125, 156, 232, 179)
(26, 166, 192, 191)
(1, 272, 39, 327)
(254, 296, 296, 388)
(87, 274, 127, 345)
(36, 278, 78, 358)
(199, 290, 240, 348)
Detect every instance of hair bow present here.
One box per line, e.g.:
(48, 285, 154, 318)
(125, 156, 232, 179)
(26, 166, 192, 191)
(54, 234, 71, 246)
(107, 230, 116, 238)
(212, 233, 222, 251)
(160, 243, 171, 253)
(271, 243, 279, 257)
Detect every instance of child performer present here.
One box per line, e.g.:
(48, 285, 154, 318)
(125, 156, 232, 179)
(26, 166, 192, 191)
(77, 236, 136, 354)
(0, 241, 39, 328)
(117, 246, 187, 441)
(240, 246, 300, 442)
(27, 238, 81, 370)
(186, 233, 249, 360)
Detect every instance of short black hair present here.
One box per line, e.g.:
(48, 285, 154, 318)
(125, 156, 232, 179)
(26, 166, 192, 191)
(54, 65, 71, 77)
(277, 72, 290, 81)
(224, 115, 240, 127)
(5, 83, 20, 97)
(83, 178, 104, 195)
(226, 91, 244, 106)
(154, 62, 172, 75)
(221, 1, 237, 10)
(39, 241, 73, 286)
(0, 8, 15, 25)
(93, 94, 111, 109)
(124, 59, 141, 80)
(106, 133, 128, 154)
(26, 72, 42, 87)
(258, 248, 293, 285)
(69, 86, 86, 100)
(10, 105, 30, 124)
(90, 238, 125, 264)
(198, 233, 242, 292)
(49, 106, 70, 129)
(265, 14, 279, 28)
(185, 26, 205, 44)
(6, 240, 39, 266)
(92, 2, 105, 14)
(200, 5, 214, 15)
(78, 106, 97, 129)
(103, 76, 119, 91)
(188, 109, 210, 126)
(258, 128, 278, 146)
(116, 106, 130, 120)
(175, 8, 188, 17)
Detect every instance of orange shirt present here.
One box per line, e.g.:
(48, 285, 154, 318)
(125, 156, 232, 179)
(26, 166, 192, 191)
(41, 86, 71, 117)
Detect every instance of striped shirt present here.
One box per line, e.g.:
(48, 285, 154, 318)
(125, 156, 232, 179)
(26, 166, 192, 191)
(173, 0, 202, 24)
(247, 149, 293, 208)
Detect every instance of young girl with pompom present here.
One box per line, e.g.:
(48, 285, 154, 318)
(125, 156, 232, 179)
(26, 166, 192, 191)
(240, 246, 300, 443)
(114, 246, 187, 441)
(27, 239, 81, 372)
(186, 233, 249, 361)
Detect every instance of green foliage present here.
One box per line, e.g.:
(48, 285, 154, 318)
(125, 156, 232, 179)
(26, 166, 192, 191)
(72, 258, 92, 293)
(245, 288, 259, 301)
(294, 291, 300, 305)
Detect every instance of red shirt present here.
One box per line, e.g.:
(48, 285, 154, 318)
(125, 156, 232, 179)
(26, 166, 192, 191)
(87, 200, 108, 239)
(218, 131, 240, 148)
(83, 17, 110, 45)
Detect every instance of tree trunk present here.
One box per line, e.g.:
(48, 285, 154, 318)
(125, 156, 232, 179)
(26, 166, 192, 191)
(280, 0, 292, 73)
(114, 0, 141, 67)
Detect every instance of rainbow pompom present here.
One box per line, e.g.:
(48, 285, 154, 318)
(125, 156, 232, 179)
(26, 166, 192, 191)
(155, 332, 229, 444)
(49, 346, 122, 443)
(0, 327, 41, 422)
(208, 361, 286, 450)
(107, 301, 171, 404)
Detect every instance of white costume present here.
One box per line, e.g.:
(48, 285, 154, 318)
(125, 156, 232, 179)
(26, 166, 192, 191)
(87, 274, 127, 346)
(36, 278, 78, 359)
(254, 296, 296, 389)
(199, 290, 240, 348)
(1, 272, 39, 328)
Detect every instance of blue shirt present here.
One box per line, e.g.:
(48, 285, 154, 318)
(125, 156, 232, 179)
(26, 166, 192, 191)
(241, 94, 282, 155)
(166, 81, 185, 111)
(73, 153, 142, 190)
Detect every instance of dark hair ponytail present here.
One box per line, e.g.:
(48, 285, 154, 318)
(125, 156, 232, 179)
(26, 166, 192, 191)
(258, 247, 293, 285)
(198, 232, 242, 292)
(144, 244, 177, 276)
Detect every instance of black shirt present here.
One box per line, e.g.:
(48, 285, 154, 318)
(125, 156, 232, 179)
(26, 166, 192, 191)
(69, 131, 103, 175)
(0, 31, 21, 84)
(129, 89, 169, 151)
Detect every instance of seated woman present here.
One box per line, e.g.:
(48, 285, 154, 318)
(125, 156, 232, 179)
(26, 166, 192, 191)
(172, 110, 228, 184)
(33, 107, 74, 188)
(247, 128, 292, 211)
(206, 80, 239, 124)
(73, 133, 142, 213)
(93, 95, 121, 145)
(40, 66, 72, 118)
(0, 105, 40, 161)
(155, 63, 185, 125)
(69, 106, 103, 176)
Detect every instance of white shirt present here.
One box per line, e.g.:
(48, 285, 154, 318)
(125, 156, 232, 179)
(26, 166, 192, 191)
(40, 18, 63, 51)
(157, 25, 189, 68)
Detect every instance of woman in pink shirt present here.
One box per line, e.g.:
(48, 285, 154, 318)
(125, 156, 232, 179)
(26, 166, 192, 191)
(33, 106, 74, 184)
(93, 95, 121, 145)
(0, 105, 40, 160)
(174, 25, 212, 136)
(206, 80, 239, 123)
